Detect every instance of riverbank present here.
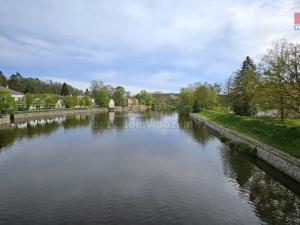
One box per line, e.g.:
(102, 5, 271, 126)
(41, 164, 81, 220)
(197, 110, 300, 158)
(0, 108, 108, 125)
(0, 106, 151, 125)
(190, 112, 300, 183)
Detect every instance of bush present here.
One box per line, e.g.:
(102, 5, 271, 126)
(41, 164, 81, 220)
(192, 100, 201, 113)
(183, 105, 193, 115)
(225, 140, 257, 156)
(219, 135, 229, 143)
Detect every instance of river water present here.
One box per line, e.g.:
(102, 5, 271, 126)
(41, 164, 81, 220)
(0, 112, 299, 225)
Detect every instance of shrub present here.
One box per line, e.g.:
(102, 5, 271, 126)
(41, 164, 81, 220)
(219, 135, 229, 143)
(225, 139, 257, 157)
(182, 105, 192, 115)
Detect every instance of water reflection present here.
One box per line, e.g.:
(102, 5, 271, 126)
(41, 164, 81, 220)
(92, 112, 127, 134)
(177, 114, 214, 145)
(0, 112, 130, 152)
(0, 112, 299, 225)
(0, 120, 61, 151)
(219, 147, 300, 225)
(0, 114, 82, 151)
(178, 115, 300, 225)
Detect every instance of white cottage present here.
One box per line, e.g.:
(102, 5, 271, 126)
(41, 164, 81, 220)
(55, 99, 65, 109)
(109, 99, 115, 111)
(0, 85, 24, 102)
(91, 98, 95, 106)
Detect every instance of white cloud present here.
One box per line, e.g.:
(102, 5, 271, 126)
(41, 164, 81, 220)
(40, 76, 90, 91)
(0, 0, 300, 92)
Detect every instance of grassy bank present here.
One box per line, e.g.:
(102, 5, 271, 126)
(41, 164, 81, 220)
(197, 110, 300, 158)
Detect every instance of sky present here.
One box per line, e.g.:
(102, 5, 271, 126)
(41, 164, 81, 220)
(0, 0, 299, 94)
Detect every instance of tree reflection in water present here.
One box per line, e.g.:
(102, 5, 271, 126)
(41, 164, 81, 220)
(178, 113, 214, 146)
(220, 147, 300, 225)
(91, 112, 127, 134)
(178, 113, 300, 224)
(0, 113, 92, 152)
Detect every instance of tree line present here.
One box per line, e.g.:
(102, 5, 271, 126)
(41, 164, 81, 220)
(178, 39, 300, 121)
(0, 72, 81, 95)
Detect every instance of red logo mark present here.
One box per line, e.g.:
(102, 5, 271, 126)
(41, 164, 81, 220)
(295, 12, 300, 24)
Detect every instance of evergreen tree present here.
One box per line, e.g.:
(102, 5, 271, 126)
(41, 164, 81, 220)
(230, 56, 259, 116)
(0, 71, 8, 86)
(192, 100, 200, 113)
(61, 82, 69, 96)
(84, 88, 90, 96)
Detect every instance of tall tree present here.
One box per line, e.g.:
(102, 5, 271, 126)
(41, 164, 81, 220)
(194, 83, 219, 110)
(113, 86, 125, 106)
(25, 93, 35, 110)
(222, 75, 233, 109)
(192, 100, 200, 113)
(90, 80, 104, 97)
(136, 90, 154, 106)
(8, 73, 25, 92)
(230, 56, 260, 116)
(0, 71, 8, 86)
(61, 82, 69, 96)
(260, 40, 290, 121)
(282, 42, 300, 112)
(178, 88, 194, 112)
(84, 88, 90, 96)
(95, 90, 110, 107)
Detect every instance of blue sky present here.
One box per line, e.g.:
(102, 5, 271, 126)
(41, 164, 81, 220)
(0, 0, 299, 94)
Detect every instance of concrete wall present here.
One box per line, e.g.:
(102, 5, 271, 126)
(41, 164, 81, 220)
(1, 107, 150, 125)
(190, 113, 300, 183)
(12, 108, 108, 122)
(0, 115, 10, 125)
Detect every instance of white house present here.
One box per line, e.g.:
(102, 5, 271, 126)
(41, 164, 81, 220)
(0, 85, 24, 102)
(55, 99, 65, 109)
(91, 98, 95, 106)
(109, 99, 115, 111)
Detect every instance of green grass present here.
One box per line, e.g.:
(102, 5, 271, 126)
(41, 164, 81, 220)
(197, 110, 300, 158)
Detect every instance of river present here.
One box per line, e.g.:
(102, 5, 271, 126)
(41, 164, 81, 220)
(0, 112, 299, 225)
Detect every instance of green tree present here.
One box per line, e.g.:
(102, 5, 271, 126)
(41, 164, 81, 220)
(8, 73, 25, 93)
(183, 105, 193, 114)
(221, 75, 233, 109)
(44, 94, 57, 109)
(194, 83, 218, 110)
(136, 90, 154, 106)
(178, 88, 194, 112)
(95, 90, 110, 107)
(192, 100, 200, 113)
(82, 96, 92, 107)
(113, 86, 126, 106)
(63, 96, 76, 108)
(0, 71, 8, 86)
(61, 82, 69, 96)
(84, 88, 90, 96)
(32, 97, 45, 110)
(0, 89, 17, 114)
(25, 93, 35, 110)
(260, 40, 290, 121)
(230, 56, 260, 116)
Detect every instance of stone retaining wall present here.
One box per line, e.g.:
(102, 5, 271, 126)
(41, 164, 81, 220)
(10, 108, 108, 123)
(0, 115, 10, 125)
(190, 113, 300, 183)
